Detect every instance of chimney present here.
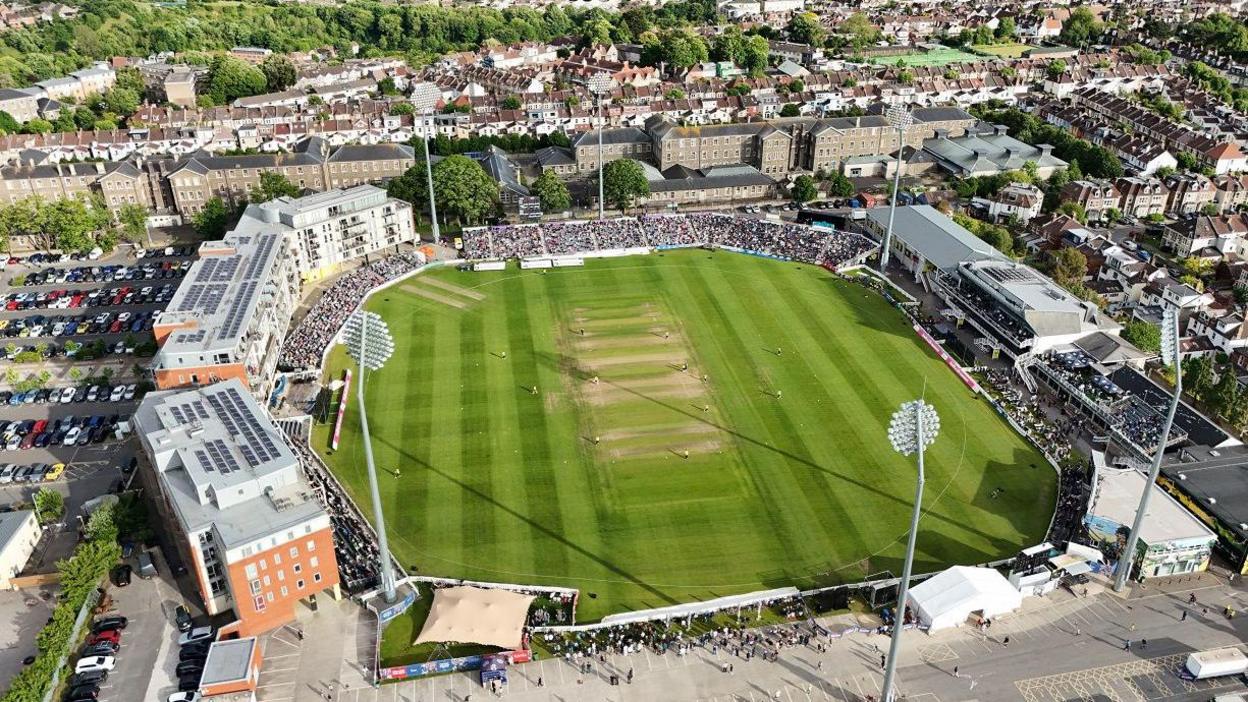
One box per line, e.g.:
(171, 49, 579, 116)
(1038, 143, 1053, 157)
(95, 162, 104, 174)
(934, 128, 949, 140)
(993, 124, 1008, 137)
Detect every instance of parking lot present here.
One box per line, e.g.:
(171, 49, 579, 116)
(0, 246, 195, 366)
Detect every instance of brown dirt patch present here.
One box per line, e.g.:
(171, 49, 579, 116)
(417, 277, 486, 301)
(606, 437, 727, 460)
(402, 285, 470, 310)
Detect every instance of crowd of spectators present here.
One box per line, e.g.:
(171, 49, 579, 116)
(279, 253, 424, 371)
(460, 215, 875, 269)
(288, 438, 383, 594)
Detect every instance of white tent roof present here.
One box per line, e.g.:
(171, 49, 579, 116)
(414, 586, 534, 650)
(908, 566, 1022, 630)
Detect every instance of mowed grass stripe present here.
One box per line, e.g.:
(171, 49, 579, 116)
(695, 260, 874, 574)
(458, 309, 496, 563)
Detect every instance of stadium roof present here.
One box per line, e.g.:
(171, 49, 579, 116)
(865, 205, 1005, 271)
(958, 259, 1120, 339)
(1108, 367, 1233, 449)
(1162, 454, 1248, 541)
(1090, 469, 1215, 546)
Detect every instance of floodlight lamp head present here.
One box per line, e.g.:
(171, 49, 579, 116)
(409, 83, 441, 114)
(885, 103, 913, 130)
(1160, 304, 1179, 366)
(887, 399, 940, 456)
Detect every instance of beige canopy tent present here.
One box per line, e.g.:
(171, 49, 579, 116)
(414, 586, 535, 649)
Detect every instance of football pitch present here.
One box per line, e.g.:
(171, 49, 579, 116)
(314, 250, 1056, 622)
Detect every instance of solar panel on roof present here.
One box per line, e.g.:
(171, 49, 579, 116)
(170, 406, 186, 424)
(195, 450, 213, 472)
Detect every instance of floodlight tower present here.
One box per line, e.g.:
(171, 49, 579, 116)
(878, 104, 913, 274)
(882, 398, 940, 702)
(410, 84, 443, 245)
(1114, 304, 1182, 592)
(341, 310, 399, 603)
(588, 74, 613, 220)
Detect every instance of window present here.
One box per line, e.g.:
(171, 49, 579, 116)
(293, 563, 302, 574)
(253, 595, 265, 612)
(277, 570, 285, 581)
(273, 553, 281, 565)
(296, 579, 305, 589)
(313, 572, 322, 583)
(259, 559, 267, 571)
(309, 556, 319, 568)
(245, 563, 258, 579)
(249, 579, 262, 595)
(280, 586, 288, 597)
(262, 575, 270, 586)
(289, 546, 299, 558)
(267, 592, 274, 602)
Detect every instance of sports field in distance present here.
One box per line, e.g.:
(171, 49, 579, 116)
(314, 250, 1056, 622)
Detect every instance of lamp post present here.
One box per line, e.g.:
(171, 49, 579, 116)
(882, 398, 940, 702)
(1114, 304, 1182, 592)
(879, 104, 913, 274)
(410, 84, 442, 246)
(588, 74, 612, 220)
(342, 310, 399, 603)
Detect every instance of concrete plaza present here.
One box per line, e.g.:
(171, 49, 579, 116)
(255, 571, 1248, 702)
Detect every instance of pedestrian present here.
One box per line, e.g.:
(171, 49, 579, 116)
(1181, 610, 1188, 621)
(1002, 636, 1010, 647)
(1075, 626, 1081, 636)
(880, 654, 886, 668)
(1141, 639, 1147, 649)
(817, 660, 823, 671)
(537, 676, 543, 687)
(1189, 593, 1198, 604)
(952, 665, 960, 678)
(776, 390, 782, 400)
(1123, 639, 1131, 651)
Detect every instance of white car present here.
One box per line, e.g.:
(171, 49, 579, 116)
(5, 435, 20, 451)
(109, 386, 125, 402)
(116, 312, 131, 323)
(52, 322, 65, 336)
(178, 626, 215, 646)
(74, 655, 115, 673)
(168, 693, 200, 702)
(62, 427, 80, 446)
(123, 384, 136, 401)
(58, 387, 75, 404)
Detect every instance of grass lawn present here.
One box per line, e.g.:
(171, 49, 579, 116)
(865, 48, 983, 67)
(314, 251, 1055, 625)
(972, 43, 1037, 58)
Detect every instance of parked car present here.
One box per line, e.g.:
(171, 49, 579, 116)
(167, 693, 200, 702)
(90, 616, 127, 633)
(73, 656, 115, 674)
(68, 670, 107, 687)
(175, 660, 205, 677)
(111, 564, 131, 587)
(178, 626, 214, 646)
(174, 605, 193, 632)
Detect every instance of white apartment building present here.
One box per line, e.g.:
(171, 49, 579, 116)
(249, 185, 416, 282)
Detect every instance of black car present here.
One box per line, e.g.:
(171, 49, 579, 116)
(62, 683, 98, 700)
(180, 640, 211, 656)
(178, 647, 208, 663)
(111, 565, 131, 587)
(175, 605, 192, 632)
(81, 641, 118, 657)
(69, 670, 107, 687)
(90, 616, 127, 633)
(175, 660, 205, 677)
(176, 672, 202, 691)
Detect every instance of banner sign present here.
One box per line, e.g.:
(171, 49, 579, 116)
(378, 588, 417, 624)
(330, 369, 351, 450)
(379, 649, 531, 682)
(912, 324, 981, 393)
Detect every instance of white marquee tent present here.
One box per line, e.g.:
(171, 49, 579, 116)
(907, 566, 1023, 631)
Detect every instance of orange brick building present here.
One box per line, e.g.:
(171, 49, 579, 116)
(135, 379, 340, 639)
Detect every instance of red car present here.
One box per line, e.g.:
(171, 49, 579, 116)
(87, 630, 120, 646)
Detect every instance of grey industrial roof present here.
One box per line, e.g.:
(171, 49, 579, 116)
(1091, 469, 1215, 546)
(135, 379, 325, 549)
(327, 143, 415, 162)
(647, 163, 773, 191)
(200, 637, 257, 686)
(866, 204, 1005, 271)
(570, 127, 649, 148)
(535, 145, 575, 166)
(1074, 331, 1149, 364)
(1162, 457, 1248, 541)
(0, 511, 33, 553)
(923, 130, 1067, 175)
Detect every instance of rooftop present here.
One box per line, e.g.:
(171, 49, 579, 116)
(1162, 455, 1248, 541)
(201, 637, 257, 687)
(866, 204, 1005, 271)
(1090, 469, 1215, 546)
(134, 379, 324, 549)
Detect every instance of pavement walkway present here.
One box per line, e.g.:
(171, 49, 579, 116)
(252, 571, 1248, 702)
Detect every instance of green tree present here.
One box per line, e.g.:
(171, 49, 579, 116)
(1057, 201, 1088, 223)
(600, 158, 649, 212)
(995, 16, 1016, 39)
(249, 171, 301, 203)
(1060, 7, 1102, 47)
(1121, 320, 1161, 354)
(259, 54, 297, 92)
(206, 55, 268, 105)
(530, 169, 571, 212)
(827, 172, 855, 197)
(389, 102, 415, 116)
(103, 87, 139, 117)
(1046, 59, 1068, 78)
(192, 197, 231, 240)
(386, 163, 429, 213)
(1183, 355, 1216, 399)
(0, 110, 18, 134)
(1049, 246, 1087, 284)
(837, 13, 880, 50)
(41, 198, 95, 252)
(1212, 371, 1241, 419)
(780, 103, 801, 117)
(116, 203, 147, 244)
(83, 502, 119, 544)
(501, 95, 521, 110)
(791, 174, 817, 202)
(33, 487, 63, 524)
(787, 12, 825, 47)
(741, 35, 770, 75)
(23, 118, 52, 134)
(431, 154, 499, 225)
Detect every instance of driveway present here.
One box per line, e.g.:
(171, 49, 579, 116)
(96, 547, 180, 702)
